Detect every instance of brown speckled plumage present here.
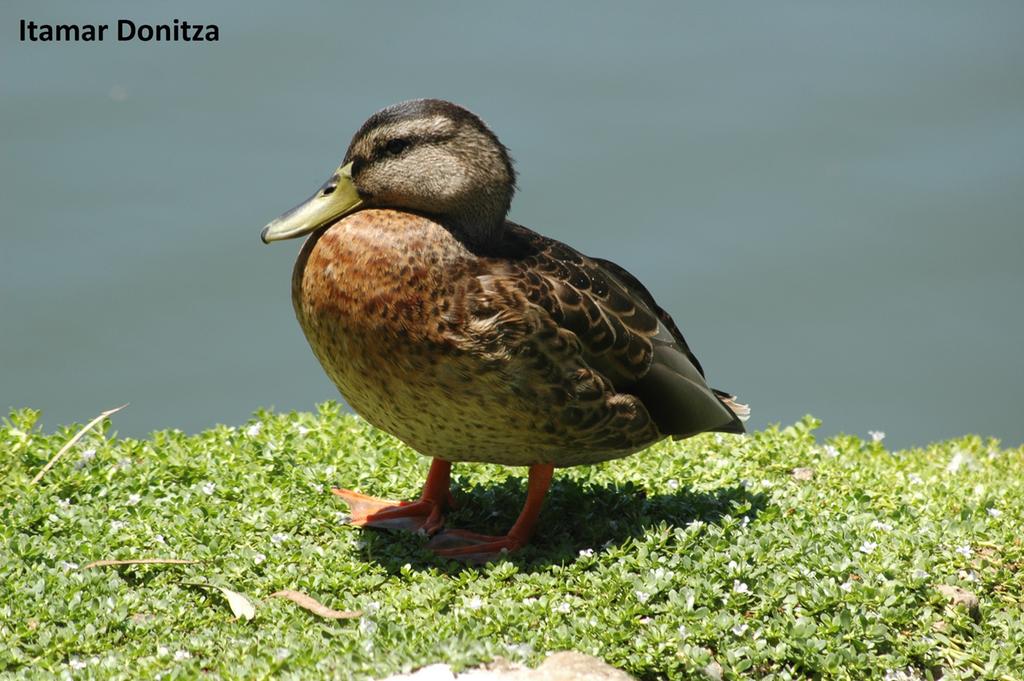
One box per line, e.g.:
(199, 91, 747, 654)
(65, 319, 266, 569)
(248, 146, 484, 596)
(292, 203, 742, 466)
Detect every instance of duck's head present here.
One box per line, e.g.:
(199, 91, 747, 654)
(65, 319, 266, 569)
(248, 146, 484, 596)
(261, 99, 516, 247)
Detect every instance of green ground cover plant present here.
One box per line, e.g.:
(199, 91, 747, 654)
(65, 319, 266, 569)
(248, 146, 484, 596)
(2, 405, 1021, 680)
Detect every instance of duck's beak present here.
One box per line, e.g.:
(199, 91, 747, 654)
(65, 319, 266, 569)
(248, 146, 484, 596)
(261, 162, 363, 243)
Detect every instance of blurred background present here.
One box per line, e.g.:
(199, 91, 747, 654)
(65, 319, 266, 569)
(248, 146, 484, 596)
(3, 2, 1022, 449)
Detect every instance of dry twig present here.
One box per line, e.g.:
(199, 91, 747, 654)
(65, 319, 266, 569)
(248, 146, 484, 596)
(83, 558, 198, 569)
(31, 403, 128, 485)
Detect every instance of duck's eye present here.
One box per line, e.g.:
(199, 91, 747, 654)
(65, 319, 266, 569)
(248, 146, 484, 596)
(385, 138, 410, 156)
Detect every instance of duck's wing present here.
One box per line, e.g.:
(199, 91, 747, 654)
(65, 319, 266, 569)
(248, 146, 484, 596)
(498, 223, 746, 437)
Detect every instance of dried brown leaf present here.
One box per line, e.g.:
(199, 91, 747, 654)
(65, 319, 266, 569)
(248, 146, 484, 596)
(270, 589, 361, 619)
(792, 467, 815, 481)
(218, 587, 256, 621)
(181, 581, 256, 621)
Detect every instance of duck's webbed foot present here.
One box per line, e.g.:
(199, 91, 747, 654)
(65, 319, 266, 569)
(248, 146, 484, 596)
(427, 463, 554, 564)
(427, 529, 525, 564)
(332, 459, 452, 535)
(332, 489, 448, 534)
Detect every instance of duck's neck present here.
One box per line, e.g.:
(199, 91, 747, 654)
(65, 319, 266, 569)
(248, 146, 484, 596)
(448, 219, 505, 254)
(439, 179, 513, 252)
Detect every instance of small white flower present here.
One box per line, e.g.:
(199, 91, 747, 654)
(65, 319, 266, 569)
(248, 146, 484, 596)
(639, 616, 653, 625)
(859, 541, 878, 554)
(869, 430, 886, 443)
(358, 618, 378, 635)
(727, 560, 739, 571)
(908, 473, 924, 485)
(741, 515, 750, 527)
(296, 425, 311, 436)
(823, 444, 840, 458)
(667, 479, 680, 490)
(110, 520, 126, 532)
(57, 498, 72, 508)
(578, 548, 594, 558)
(687, 520, 704, 532)
(554, 601, 571, 613)
(201, 482, 215, 495)
(69, 658, 87, 670)
(733, 580, 750, 594)
(960, 569, 979, 582)
(253, 553, 266, 565)
(75, 448, 97, 469)
(336, 512, 351, 525)
(126, 493, 142, 506)
(677, 624, 688, 639)
(870, 520, 894, 532)
(173, 650, 191, 661)
(246, 422, 262, 437)
(946, 451, 965, 474)
(275, 648, 290, 661)
(153, 534, 165, 544)
(635, 590, 651, 603)
(309, 482, 324, 493)
(271, 533, 288, 544)
(987, 508, 1002, 517)
(364, 601, 381, 615)
(522, 597, 538, 605)
(466, 596, 484, 610)
(955, 544, 972, 558)
(157, 646, 169, 657)
(732, 622, 749, 636)
(59, 560, 79, 571)
(840, 581, 854, 592)
(911, 569, 929, 580)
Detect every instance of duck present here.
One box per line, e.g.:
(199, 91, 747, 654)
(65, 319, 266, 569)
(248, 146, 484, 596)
(261, 99, 748, 562)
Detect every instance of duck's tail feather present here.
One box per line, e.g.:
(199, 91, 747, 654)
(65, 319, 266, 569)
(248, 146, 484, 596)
(713, 389, 750, 422)
(710, 389, 749, 435)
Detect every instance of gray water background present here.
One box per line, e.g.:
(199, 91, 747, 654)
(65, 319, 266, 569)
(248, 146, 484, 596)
(3, 2, 1023, 450)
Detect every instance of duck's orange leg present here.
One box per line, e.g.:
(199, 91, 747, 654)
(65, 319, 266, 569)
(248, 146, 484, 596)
(428, 463, 554, 563)
(332, 459, 453, 535)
